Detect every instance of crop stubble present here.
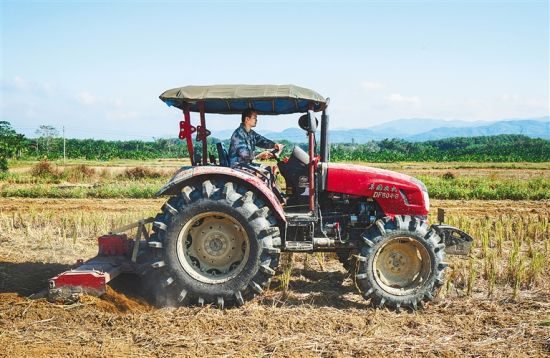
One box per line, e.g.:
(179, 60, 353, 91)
(0, 198, 548, 357)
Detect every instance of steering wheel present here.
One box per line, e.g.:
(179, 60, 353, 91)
(270, 148, 281, 163)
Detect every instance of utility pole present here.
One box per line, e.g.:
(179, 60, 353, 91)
(63, 126, 66, 165)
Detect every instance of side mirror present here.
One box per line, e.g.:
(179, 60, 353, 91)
(298, 112, 318, 133)
(308, 110, 317, 133)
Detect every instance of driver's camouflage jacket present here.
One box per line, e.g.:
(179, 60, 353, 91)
(228, 124, 275, 167)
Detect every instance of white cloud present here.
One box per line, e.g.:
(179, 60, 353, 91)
(73, 92, 125, 108)
(496, 94, 547, 111)
(499, 94, 520, 101)
(41, 82, 55, 95)
(75, 91, 97, 105)
(105, 110, 139, 120)
(385, 93, 421, 106)
(2, 76, 55, 95)
(361, 81, 383, 91)
(524, 97, 548, 108)
(13, 76, 29, 90)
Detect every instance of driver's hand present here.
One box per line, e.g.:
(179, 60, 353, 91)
(256, 151, 273, 160)
(274, 143, 284, 152)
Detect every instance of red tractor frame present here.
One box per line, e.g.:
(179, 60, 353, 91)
(48, 84, 472, 310)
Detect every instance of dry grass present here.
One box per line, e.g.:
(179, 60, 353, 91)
(64, 164, 96, 182)
(121, 166, 163, 180)
(1, 293, 548, 357)
(30, 160, 60, 178)
(278, 253, 295, 297)
(435, 212, 550, 300)
(0, 199, 161, 265)
(0, 198, 549, 357)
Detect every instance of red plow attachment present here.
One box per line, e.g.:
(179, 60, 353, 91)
(48, 218, 154, 303)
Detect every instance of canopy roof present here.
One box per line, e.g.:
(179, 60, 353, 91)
(159, 84, 327, 115)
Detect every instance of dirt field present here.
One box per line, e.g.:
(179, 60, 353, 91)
(1, 198, 549, 357)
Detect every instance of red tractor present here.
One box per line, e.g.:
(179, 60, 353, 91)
(48, 84, 472, 310)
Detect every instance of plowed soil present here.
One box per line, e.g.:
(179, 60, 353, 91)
(1, 198, 549, 357)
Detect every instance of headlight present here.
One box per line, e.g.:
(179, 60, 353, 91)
(422, 190, 430, 211)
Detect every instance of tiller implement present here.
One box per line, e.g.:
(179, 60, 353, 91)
(48, 219, 154, 302)
(46, 84, 474, 309)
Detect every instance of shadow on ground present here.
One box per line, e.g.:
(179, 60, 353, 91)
(0, 261, 370, 309)
(0, 261, 71, 296)
(265, 268, 369, 309)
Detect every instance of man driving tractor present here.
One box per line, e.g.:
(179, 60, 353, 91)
(46, 84, 473, 311)
(228, 108, 283, 167)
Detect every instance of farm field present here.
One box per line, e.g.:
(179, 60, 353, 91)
(1, 203, 549, 355)
(0, 162, 549, 357)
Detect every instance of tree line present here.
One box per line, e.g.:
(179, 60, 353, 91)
(1, 121, 549, 171)
(328, 135, 550, 162)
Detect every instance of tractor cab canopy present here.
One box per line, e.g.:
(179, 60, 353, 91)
(160, 84, 328, 115)
(159, 84, 329, 167)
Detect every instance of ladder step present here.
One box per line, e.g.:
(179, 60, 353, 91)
(285, 212, 317, 223)
(285, 241, 313, 251)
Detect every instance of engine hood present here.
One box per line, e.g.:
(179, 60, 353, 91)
(324, 163, 429, 216)
(327, 163, 422, 186)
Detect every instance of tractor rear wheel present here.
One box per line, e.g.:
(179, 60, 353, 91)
(146, 179, 281, 308)
(355, 215, 446, 310)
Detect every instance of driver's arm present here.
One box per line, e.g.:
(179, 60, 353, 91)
(253, 132, 276, 150)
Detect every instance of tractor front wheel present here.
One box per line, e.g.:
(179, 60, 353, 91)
(355, 215, 446, 310)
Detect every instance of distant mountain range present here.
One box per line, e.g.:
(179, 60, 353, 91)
(210, 116, 549, 143)
(407, 118, 549, 141)
(365, 118, 497, 137)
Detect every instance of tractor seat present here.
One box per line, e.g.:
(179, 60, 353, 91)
(217, 142, 229, 167)
(278, 146, 309, 204)
(290, 145, 309, 165)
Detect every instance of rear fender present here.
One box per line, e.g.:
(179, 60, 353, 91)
(156, 166, 286, 222)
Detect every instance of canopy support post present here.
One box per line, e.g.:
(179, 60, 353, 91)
(197, 101, 210, 165)
(307, 103, 316, 213)
(179, 104, 196, 165)
(320, 108, 329, 162)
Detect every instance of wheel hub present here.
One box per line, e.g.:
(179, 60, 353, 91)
(204, 233, 227, 256)
(373, 236, 432, 295)
(176, 212, 250, 283)
(388, 252, 406, 272)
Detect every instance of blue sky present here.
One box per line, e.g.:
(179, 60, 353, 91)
(1, 0, 549, 140)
